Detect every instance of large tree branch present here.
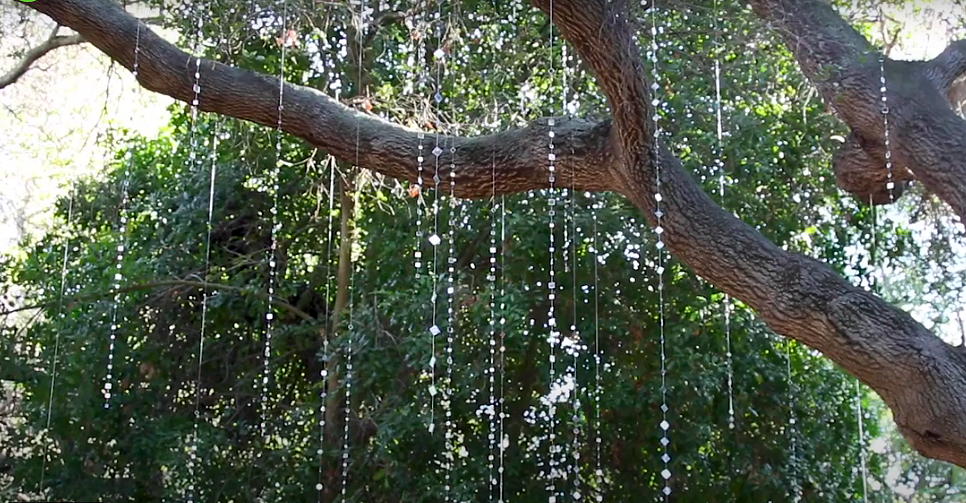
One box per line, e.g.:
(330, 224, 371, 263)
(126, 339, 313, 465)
(531, 0, 966, 467)
(749, 0, 966, 223)
(19, 0, 966, 468)
(0, 27, 84, 90)
(21, 0, 616, 199)
(926, 39, 966, 92)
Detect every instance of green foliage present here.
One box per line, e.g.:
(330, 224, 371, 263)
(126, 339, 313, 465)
(1, 1, 961, 502)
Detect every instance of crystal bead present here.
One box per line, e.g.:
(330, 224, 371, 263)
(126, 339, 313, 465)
(429, 234, 441, 246)
(661, 469, 671, 479)
(660, 420, 669, 430)
(433, 146, 443, 157)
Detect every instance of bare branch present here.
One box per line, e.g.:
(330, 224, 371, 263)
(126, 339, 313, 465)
(0, 31, 84, 90)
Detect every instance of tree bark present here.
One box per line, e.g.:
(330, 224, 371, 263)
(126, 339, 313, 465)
(18, 0, 966, 468)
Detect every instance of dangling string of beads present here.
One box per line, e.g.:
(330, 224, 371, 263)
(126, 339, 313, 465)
(316, 156, 336, 501)
(568, 134, 583, 502)
(648, 1, 672, 499)
(182, 6, 205, 498)
(412, 6, 427, 281)
(486, 156, 499, 500)
(101, 17, 148, 411)
(442, 133, 459, 501)
(426, 0, 448, 433)
(785, 340, 800, 501)
(879, 56, 896, 204)
(498, 190, 508, 503)
(341, 237, 357, 502)
(342, 2, 369, 497)
(855, 378, 869, 503)
(545, 2, 563, 501)
(712, 0, 735, 431)
(261, 0, 288, 442)
(591, 194, 604, 502)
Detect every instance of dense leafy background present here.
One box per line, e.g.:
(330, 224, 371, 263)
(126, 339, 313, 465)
(1, 0, 964, 501)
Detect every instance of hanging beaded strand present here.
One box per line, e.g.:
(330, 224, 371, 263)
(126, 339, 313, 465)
(442, 134, 458, 500)
(342, 2, 369, 498)
(712, 0, 735, 431)
(316, 156, 336, 501)
(486, 156, 499, 500)
(260, 0, 288, 441)
(341, 228, 357, 502)
(426, 0, 448, 434)
(413, 4, 427, 281)
(648, 1, 672, 498)
(591, 193, 603, 502)
(184, 3, 214, 497)
(785, 339, 800, 501)
(568, 135, 583, 502)
(100, 19, 149, 410)
(879, 57, 896, 203)
(498, 192, 508, 503)
(545, 2, 562, 500)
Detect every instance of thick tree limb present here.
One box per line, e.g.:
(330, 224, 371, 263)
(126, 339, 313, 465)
(535, 0, 966, 467)
(18, 0, 966, 468)
(927, 39, 966, 92)
(0, 28, 84, 90)
(21, 0, 616, 199)
(749, 0, 966, 222)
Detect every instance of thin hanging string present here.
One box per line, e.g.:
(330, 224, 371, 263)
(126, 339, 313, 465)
(441, 4, 463, 498)
(591, 193, 603, 502)
(498, 191, 507, 503)
(341, 226, 356, 502)
(186, 6, 216, 499)
(189, 116, 220, 503)
(443, 135, 459, 501)
(712, 0, 735, 432)
(316, 157, 336, 501)
(568, 127, 582, 501)
(413, 5, 427, 281)
(648, 1, 672, 499)
(487, 156, 499, 501)
(545, 1, 562, 500)
(101, 31, 145, 412)
(785, 339, 800, 501)
(855, 378, 869, 503)
(342, 2, 367, 498)
(39, 187, 75, 494)
(261, 0, 288, 442)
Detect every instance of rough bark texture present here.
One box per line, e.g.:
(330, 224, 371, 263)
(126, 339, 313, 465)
(19, 0, 966, 468)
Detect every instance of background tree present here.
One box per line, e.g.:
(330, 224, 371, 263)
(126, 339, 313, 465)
(1, 0, 965, 501)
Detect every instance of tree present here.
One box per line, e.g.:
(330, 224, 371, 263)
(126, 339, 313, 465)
(3, 0, 966, 499)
